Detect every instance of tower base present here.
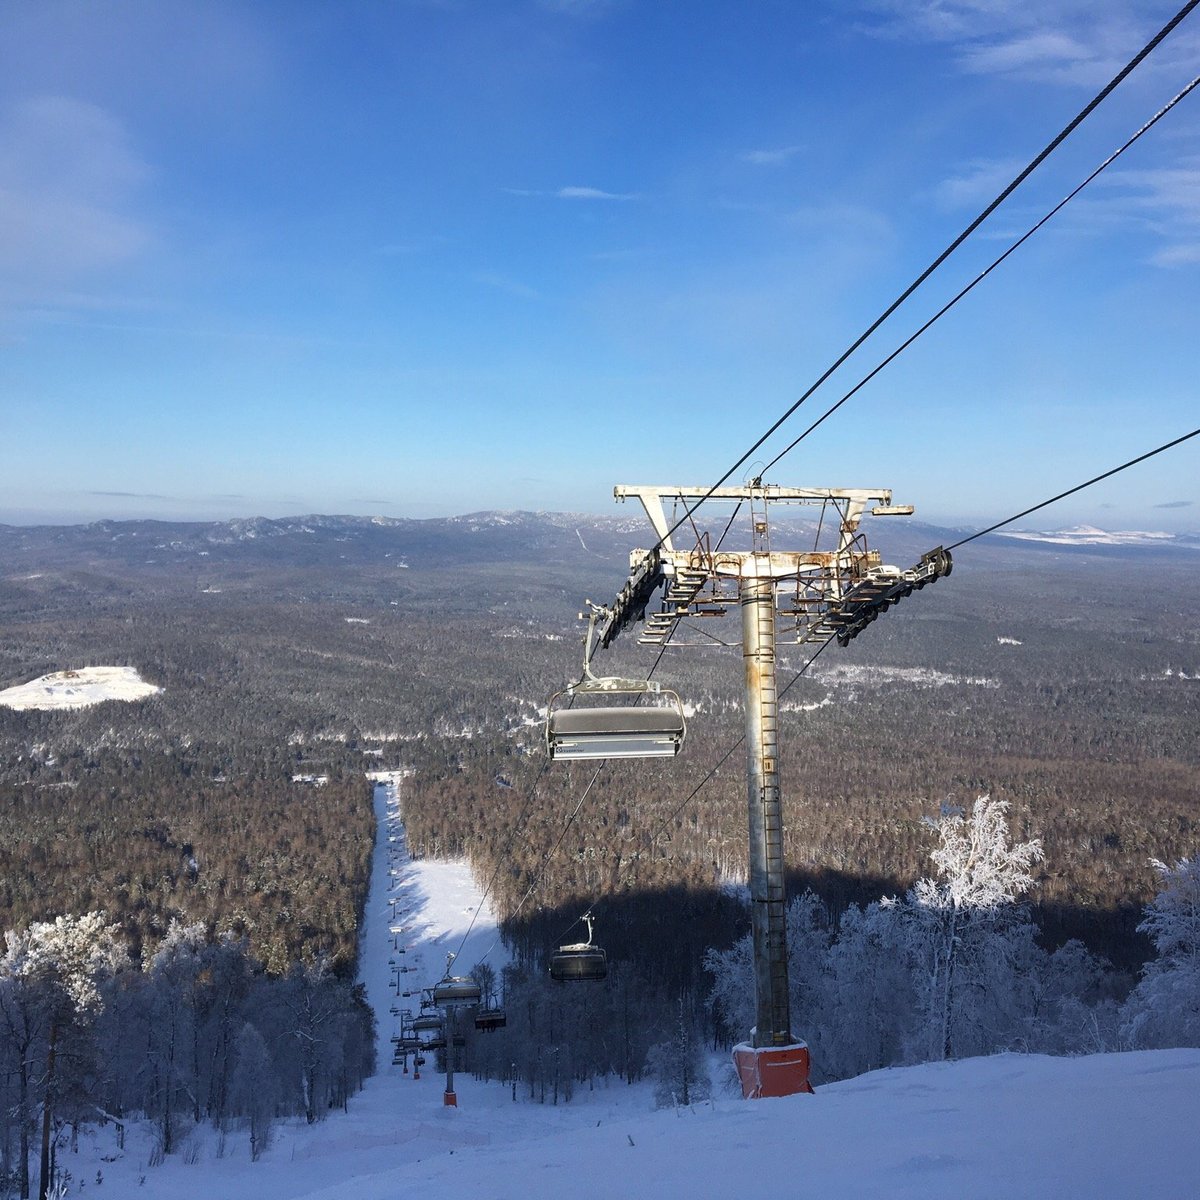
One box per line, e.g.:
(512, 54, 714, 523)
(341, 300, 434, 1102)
(733, 1042, 814, 1099)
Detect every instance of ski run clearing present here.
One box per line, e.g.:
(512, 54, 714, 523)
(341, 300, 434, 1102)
(44, 777, 1200, 1199)
(0, 665, 160, 711)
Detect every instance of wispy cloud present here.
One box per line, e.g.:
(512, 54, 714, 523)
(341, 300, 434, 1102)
(958, 29, 1090, 76)
(472, 271, 540, 300)
(787, 201, 894, 245)
(1153, 500, 1193, 509)
(504, 185, 638, 201)
(537, 0, 618, 16)
(1092, 162, 1200, 266)
(88, 490, 174, 500)
(376, 236, 447, 256)
(934, 157, 1024, 210)
(742, 145, 803, 167)
(1152, 242, 1200, 267)
(0, 97, 155, 309)
(557, 185, 637, 200)
(858, 1, 1198, 87)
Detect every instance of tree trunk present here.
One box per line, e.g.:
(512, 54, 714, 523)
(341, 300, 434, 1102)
(38, 1022, 57, 1200)
(18, 1045, 30, 1200)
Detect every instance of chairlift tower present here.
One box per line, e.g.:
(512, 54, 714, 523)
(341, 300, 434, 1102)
(586, 481, 951, 1098)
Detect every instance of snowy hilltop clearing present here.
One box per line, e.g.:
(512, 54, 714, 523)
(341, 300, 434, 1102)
(995, 524, 1188, 547)
(0, 665, 160, 710)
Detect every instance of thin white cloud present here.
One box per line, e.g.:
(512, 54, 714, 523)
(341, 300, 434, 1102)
(934, 157, 1024, 210)
(556, 185, 637, 200)
(1092, 163, 1200, 264)
(472, 271, 540, 300)
(504, 185, 638, 200)
(742, 146, 804, 167)
(537, 0, 618, 16)
(857, 1, 1199, 86)
(958, 30, 1091, 75)
(1151, 242, 1200, 267)
(0, 96, 155, 305)
(788, 201, 894, 244)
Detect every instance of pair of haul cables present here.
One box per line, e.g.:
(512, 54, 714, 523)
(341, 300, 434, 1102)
(451, 4, 1200, 974)
(635, 0, 1200, 560)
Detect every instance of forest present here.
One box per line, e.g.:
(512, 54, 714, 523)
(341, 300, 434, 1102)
(0, 511, 1197, 1190)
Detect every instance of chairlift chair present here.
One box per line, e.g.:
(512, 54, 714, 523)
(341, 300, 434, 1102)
(432, 976, 482, 1007)
(546, 604, 686, 761)
(474, 1005, 507, 1032)
(549, 913, 608, 983)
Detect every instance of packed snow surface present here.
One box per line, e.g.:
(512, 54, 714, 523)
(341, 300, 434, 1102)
(0, 665, 160, 710)
(49, 775, 1200, 1198)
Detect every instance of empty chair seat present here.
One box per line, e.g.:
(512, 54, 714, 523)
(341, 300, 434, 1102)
(549, 943, 608, 982)
(432, 976, 482, 1006)
(547, 704, 684, 761)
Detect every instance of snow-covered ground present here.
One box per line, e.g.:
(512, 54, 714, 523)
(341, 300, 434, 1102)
(46, 777, 1200, 1199)
(813, 663, 1000, 690)
(0, 665, 160, 710)
(996, 524, 1184, 547)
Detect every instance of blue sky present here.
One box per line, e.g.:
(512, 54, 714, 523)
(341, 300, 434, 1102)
(1, 0, 1198, 530)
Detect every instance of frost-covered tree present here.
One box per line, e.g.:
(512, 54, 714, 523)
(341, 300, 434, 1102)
(646, 996, 711, 1109)
(784, 892, 832, 1047)
(1025, 939, 1119, 1055)
(1, 913, 126, 1200)
(817, 901, 914, 1081)
(891, 797, 1043, 1062)
(197, 933, 255, 1125)
(230, 1023, 275, 1161)
(146, 921, 206, 1154)
(1122, 857, 1200, 1048)
(704, 892, 830, 1051)
(703, 931, 754, 1049)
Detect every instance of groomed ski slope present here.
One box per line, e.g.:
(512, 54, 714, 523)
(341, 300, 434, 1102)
(57, 778, 1200, 1199)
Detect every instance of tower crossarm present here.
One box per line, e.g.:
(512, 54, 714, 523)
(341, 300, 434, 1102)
(614, 484, 894, 553)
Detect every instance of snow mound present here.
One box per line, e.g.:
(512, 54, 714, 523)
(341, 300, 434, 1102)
(0, 666, 161, 711)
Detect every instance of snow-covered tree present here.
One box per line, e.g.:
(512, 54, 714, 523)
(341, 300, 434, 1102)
(817, 901, 914, 1080)
(704, 892, 830, 1052)
(891, 796, 1043, 1062)
(1122, 856, 1200, 1048)
(1, 913, 126, 1200)
(646, 996, 711, 1109)
(230, 1023, 275, 1161)
(703, 931, 754, 1048)
(146, 921, 207, 1154)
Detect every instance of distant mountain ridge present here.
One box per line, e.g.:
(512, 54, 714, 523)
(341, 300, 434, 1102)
(3, 511, 1197, 579)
